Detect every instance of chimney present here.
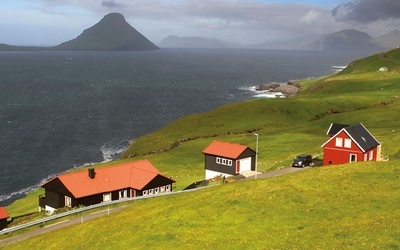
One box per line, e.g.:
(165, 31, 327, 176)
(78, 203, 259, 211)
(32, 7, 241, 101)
(88, 168, 95, 179)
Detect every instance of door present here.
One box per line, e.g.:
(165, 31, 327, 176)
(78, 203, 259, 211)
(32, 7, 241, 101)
(350, 154, 357, 163)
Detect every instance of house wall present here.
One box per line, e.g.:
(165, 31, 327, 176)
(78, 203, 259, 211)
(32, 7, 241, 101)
(204, 148, 256, 179)
(205, 169, 232, 180)
(0, 219, 8, 230)
(142, 175, 175, 191)
(204, 155, 237, 178)
(41, 178, 77, 210)
(44, 189, 66, 209)
(238, 148, 257, 170)
(323, 131, 378, 165)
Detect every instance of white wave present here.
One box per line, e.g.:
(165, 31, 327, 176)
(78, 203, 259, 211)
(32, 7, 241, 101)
(1, 140, 129, 204)
(0, 186, 37, 203)
(239, 85, 284, 98)
(101, 139, 129, 162)
(254, 92, 285, 98)
(0, 172, 58, 203)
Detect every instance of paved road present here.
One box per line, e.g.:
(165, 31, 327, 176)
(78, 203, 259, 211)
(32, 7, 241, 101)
(0, 206, 127, 248)
(0, 166, 311, 247)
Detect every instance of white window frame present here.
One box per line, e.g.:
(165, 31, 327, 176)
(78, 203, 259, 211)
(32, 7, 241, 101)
(103, 193, 112, 202)
(166, 185, 171, 192)
(119, 190, 127, 199)
(65, 196, 72, 208)
(335, 137, 343, 147)
(155, 187, 159, 194)
(160, 186, 165, 193)
(344, 138, 352, 148)
(149, 189, 154, 195)
(216, 157, 233, 166)
(350, 154, 357, 162)
(369, 151, 373, 160)
(143, 190, 148, 196)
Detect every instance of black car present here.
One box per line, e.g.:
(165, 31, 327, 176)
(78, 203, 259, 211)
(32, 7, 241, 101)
(292, 154, 313, 168)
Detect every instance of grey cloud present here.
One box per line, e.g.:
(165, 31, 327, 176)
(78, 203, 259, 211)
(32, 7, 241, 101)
(332, 0, 400, 22)
(102, 1, 125, 8)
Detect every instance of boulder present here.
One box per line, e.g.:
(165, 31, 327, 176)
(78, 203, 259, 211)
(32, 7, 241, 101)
(275, 85, 299, 97)
(287, 80, 300, 88)
(256, 82, 280, 91)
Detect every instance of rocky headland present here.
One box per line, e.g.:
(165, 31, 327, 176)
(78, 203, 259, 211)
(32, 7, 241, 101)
(255, 80, 300, 98)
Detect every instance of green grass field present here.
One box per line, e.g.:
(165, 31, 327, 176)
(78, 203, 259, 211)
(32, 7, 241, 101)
(2, 48, 400, 249)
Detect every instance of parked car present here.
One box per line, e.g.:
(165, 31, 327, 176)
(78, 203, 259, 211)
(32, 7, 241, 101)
(292, 154, 313, 168)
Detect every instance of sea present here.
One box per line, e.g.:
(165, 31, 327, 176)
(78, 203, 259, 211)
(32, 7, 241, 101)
(0, 48, 368, 206)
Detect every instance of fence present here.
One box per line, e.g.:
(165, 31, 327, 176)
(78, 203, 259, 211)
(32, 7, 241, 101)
(0, 185, 214, 235)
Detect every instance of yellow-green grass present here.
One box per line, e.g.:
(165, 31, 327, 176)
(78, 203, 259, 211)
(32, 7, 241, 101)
(2, 162, 400, 249)
(3, 48, 400, 246)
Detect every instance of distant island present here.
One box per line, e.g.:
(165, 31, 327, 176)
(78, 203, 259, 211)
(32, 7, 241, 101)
(159, 29, 400, 53)
(0, 13, 159, 51)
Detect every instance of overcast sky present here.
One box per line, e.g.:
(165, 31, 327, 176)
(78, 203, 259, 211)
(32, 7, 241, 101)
(1, 0, 400, 46)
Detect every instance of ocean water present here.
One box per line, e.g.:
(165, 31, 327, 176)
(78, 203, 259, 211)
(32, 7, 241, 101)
(0, 49, 367, 206)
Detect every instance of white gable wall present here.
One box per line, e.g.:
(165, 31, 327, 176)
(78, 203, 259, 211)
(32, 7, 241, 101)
(238, 157, 252, 173)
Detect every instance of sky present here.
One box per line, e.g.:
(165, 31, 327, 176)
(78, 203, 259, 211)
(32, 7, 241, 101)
(1, 0, 400, 46)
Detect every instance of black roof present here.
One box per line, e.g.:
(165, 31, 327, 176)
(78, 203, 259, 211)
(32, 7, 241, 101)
(327, 123, 351, 136)
(343, 123, 380, 152)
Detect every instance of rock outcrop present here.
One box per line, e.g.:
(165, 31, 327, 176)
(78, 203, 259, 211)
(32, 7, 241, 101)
(256, 81, 299, 97)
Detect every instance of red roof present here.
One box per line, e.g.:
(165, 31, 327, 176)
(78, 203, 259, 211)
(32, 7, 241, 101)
(42, 160, 174, 199)
(202, 140, 252, 159)
(0, 207, 9, 220)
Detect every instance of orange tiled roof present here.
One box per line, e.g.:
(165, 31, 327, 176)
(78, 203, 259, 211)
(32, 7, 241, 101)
(0, 207, 9, 219)
(202, 140, 251, 159)
(43, 159, 173, 199)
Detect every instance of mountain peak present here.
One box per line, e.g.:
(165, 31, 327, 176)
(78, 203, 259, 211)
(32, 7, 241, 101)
(53, 13, 159, 51)
(102, 12, 125, 21)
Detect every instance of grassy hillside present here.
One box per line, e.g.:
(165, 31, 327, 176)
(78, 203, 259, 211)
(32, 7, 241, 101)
(3, 163, 400, 249)
(3, 48, 400, 248)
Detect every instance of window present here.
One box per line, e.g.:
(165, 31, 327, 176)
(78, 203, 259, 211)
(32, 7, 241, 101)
(364, 154, 367, 161)
(166, 185, 171, 192)
(344, 138, 352, 148)
(160, 186, 165, 193)
(216, 157, 233, 166)
(155, 187, 159, 194)
(335, 137, 343, 147)
(350, 154, 357, 162)
(119, 190, 127, 199)
(65, 196, 72, 207)
(369, 151, 373, 160)
(143, 190, 148, 196)
(103, 193, 111, 202)
(149, 189, 154, 195)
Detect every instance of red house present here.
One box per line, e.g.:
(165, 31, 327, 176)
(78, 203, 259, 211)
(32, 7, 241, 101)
(202, 140, 256, 179)
(0, 207, 9, 230)
(322, 123, 381, 166)
(39, 160, 175, 214)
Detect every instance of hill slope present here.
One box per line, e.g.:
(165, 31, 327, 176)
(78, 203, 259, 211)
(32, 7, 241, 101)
(306, 29, 384, 52)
